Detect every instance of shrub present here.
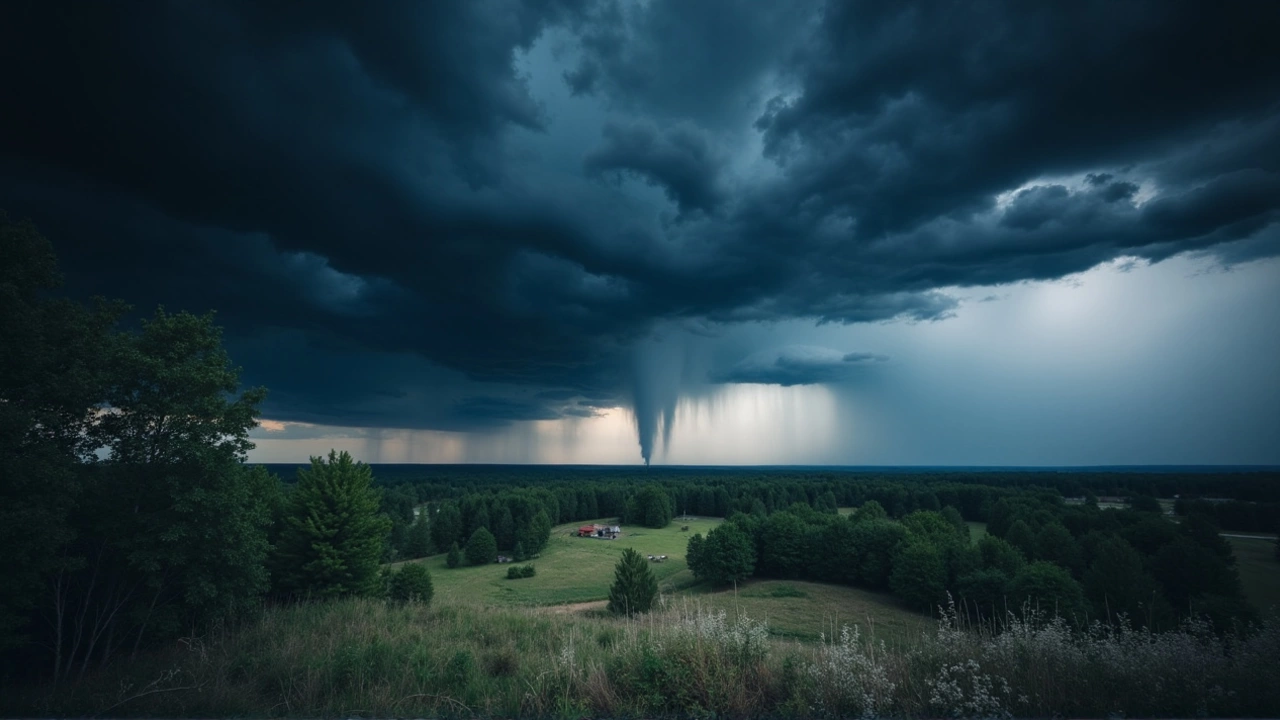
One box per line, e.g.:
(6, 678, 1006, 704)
(386, 563, 433, 604)
(505, 564, 536, 579)
(446, 540, 461, 568)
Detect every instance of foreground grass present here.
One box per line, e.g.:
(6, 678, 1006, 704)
(7, 598, 1279, 718)
(1231, 535, 1280, 615)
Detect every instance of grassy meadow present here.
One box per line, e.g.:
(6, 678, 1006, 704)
(399, 517, 931, 642)
(403, 517, 720, 607)
(1230, 535, 1280, 615)
(11, 596, 1279, 718)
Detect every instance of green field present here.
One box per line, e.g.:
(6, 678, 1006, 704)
(1229, 536, 1280, 616)
(401, 517, 721, 607)
(398, 516, 931, 641)
(967, 520, 988, 543)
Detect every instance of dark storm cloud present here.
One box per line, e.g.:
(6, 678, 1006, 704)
(563, 0, 821, 124)
(711, 346, 887, 386)
(452, 397, 563, 426)
(2, 0, 1278, 438)
(584, 121, 725, 216)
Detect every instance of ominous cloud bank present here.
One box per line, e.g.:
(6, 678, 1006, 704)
(2, 1, 1279, 463)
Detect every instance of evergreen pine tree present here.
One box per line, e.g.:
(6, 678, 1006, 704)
(529, 510, 552, 554)
(607, 547, 658, 616)
(273, 450, 391, 597)
(465, 527, 497, 566)
(513, 541, 527, 562)
(446, 541, 462, 568)
(404, 513, 431, 559)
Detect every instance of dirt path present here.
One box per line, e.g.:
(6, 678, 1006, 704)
(539, 600, 607, 614)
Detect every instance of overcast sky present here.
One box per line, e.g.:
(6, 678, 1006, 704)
(3, 1, 1278, 465)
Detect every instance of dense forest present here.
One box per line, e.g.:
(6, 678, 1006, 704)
(3, 213, 1278, 693)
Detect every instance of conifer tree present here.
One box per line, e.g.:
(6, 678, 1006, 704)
(404, 513, 431, 559)
(527, 510, 552, 554)
(608, 547, 658, 616)
(273, 450, 390, 597)
(446, 541, 462, 569)
(465, 527, 497, 566)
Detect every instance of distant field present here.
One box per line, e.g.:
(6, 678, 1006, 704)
(966, 521, 988, 543)
(1230, 536, 1280, 616)
(398, 516, 931, 640)
(401, 517, 721, 607)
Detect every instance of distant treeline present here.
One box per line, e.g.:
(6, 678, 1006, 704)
(264, 463, 1280, 503)
(292, 464, 1280, 560)
(353, 463, 1272, 630)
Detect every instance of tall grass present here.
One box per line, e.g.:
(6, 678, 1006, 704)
(5, 596, 1278, 718)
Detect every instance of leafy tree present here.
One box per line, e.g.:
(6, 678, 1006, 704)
(816, 490, 839, 513)
(852, 499, 888, 523)
(528, 509, 552, 553)
(495, 506, 516, 550)
(1005, 519, 1037, 559)
(890, 541, 947, 611)
(1034, 522, 1083, 573)
(903, 510, 966, 549)
(1151, 538, 1242, 608)
(688, 523, 755, 587)
(608, 548, 658, 616)
(387, 563, 434, 604)
(978, 535, 1026, 577)
(465, 527, 498, 566)
(274, 450, 391, 597)
(470, 504, 491, 535)
(54, 307, 273, 676)
(1009, 561, 1086, 622)
(1082, 534, 1164, 626)
(686, 533, 705, 575)
(446, 541, 462, 569)
(431, 502, 463, 551)
(760, 511, 809, 578)
(403, 513, 432, 559)
(853, 519, 908, 589)
(941, 506, 968, 539)
(956, 569, 1011, 617)
(628, 484, 672, 528)
(0, 214, 124, 654)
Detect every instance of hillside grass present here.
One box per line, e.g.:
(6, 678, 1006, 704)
(9, 597, 1279, 718)
(1230, 535, 1280, 616)
(680, 579, 930, 643)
